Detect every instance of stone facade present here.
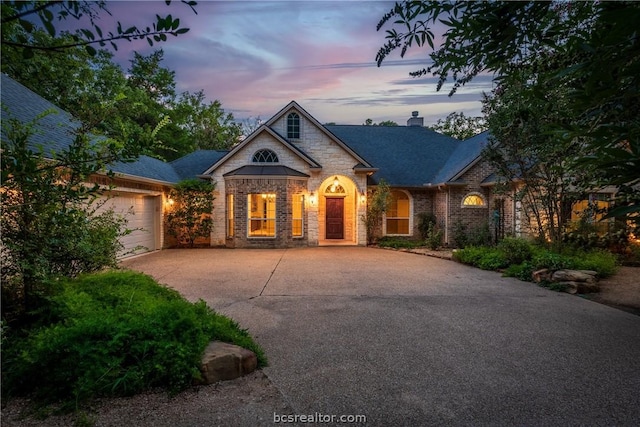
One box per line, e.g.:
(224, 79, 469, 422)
(165, 101, 518, 249)
(206, 105, 369, 248)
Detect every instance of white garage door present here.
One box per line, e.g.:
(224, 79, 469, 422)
(97, 193, 160, 258)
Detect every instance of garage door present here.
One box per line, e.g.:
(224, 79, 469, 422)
(97, 193, 160, 258)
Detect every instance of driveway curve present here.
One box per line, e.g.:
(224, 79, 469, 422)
(119, 247, 640, 426)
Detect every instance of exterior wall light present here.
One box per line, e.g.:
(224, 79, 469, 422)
(309, 192, 317, 206)
(360, 192, 366, 205)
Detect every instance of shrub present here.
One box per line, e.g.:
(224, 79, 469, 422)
(452, 246, 485, 265)
(2, 271, 266, 408)
(477, 250, 508, 270)
(452, 220, 492, 248)
(166, 179, 216, 248)
(417, 212, 437, 240)
(503, 261, 535, 281)
(573, 249, 618, 278)
(377, 237, 422, 249)
(497, 237, 533, 265)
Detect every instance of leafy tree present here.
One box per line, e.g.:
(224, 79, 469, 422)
(481, 68, 579, 243)
(174, 90, 242, 150)
(376, 1, 640, 226)
(0, 0, 197, 58)
(430, 111, 486, 140)
(166, 179, 216, 248)
(363, 118, 398, 126)
(361, 180, 391, 245)
(1, 112, 128, 318)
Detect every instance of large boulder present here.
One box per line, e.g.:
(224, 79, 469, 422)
(551, 269, 598, 284)
(198, 341, 257, 385)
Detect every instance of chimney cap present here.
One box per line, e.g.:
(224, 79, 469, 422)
(411, 111, 419, 117)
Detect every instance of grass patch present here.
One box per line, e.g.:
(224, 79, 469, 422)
(2, 270, 266, 410)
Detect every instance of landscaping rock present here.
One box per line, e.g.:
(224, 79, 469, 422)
(551, 269, 597, 284)
(560, 281, 600, 295)
(532, 269, 551, 283)
(198, 341, 257, 385)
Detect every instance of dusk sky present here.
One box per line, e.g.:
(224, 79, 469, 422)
(105, 1, 494, 126)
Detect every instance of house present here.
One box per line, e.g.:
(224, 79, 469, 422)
(196, 102, 515, 248)
(2, 73, 517, 254)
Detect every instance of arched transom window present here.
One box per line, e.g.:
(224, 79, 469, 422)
(252, 149, 279, 163)
(287, 112, 300, 139)
(462, 193, 486, 207)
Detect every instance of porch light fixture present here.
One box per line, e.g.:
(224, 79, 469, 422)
(309, 192, 317, 206)
(360, 191, 366, 204)
(167, 198, 175, 206)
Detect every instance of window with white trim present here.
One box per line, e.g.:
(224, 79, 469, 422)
(248, 193, 276, 237)
(462, 193, 486, 208)
(252, 149, 278, 163)
(287, 112, 300, 139)
(226, 194, 234, 237)
(386, 190, 411, 235)
(292, 194, 304, 237)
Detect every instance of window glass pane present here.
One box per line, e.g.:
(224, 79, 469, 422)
(463, 194, 484, 206)
(226, 194, 234, 237)
(386, 191, 410, 235)
(387, 219, 409, 235)
(292, 194, 304, 237)
(248, 193, 276, 237)
(287, 113, 300, 139)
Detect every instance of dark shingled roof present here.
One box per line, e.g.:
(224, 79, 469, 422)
(325, 125, 463, 187)
(2, 73, 78, 155)
(110, 155, 181, 183)
(223, 165, 309, 178)
(432, 130, 489, 184)
(171, 150, 228, 180)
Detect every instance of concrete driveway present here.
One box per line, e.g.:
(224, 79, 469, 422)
(122, 247, 640, 426)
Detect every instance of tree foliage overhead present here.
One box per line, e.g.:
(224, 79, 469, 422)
(376, 1, 640, 227)
(430, 111, 486, 140)
(2, 37, 240, 161)
(1, 0, 197, 58)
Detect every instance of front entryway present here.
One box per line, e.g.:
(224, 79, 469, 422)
(325, 197, 344, 239)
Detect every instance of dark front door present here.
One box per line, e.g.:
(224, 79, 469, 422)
(325, 197, 344, 239)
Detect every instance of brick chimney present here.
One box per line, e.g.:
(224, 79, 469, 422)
(407, 111, 424, 127)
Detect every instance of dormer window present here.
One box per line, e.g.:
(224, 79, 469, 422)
(252, 149, 279, 163)
(287, 112, 300, 139)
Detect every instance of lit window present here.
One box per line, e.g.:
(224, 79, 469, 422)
(292, 194, 304, 237)
(248, 193, 276, 237)
(462, 193, 485, 207)
(287, 112, 300, 139)
(386, 190, 410, 235)
(226, 194, 234, 237)
(252, 149, 278, 163)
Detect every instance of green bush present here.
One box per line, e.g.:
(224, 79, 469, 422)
(452, 246, 485, 265)
(497, 237, 533, 265)
(573, 249, 618, 278)
(453, 246, 508, 270)
(503, 261, 535, 281)
(2, 271, 266, 408)
(477, 250, 508, 270)
(451, 220, 492, 248)
(417, 212, 437, 240)
(377, 237, 423, 249)
(456, 243, 618, 280)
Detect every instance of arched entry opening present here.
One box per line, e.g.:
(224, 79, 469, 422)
(318, 175, 360, 245)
